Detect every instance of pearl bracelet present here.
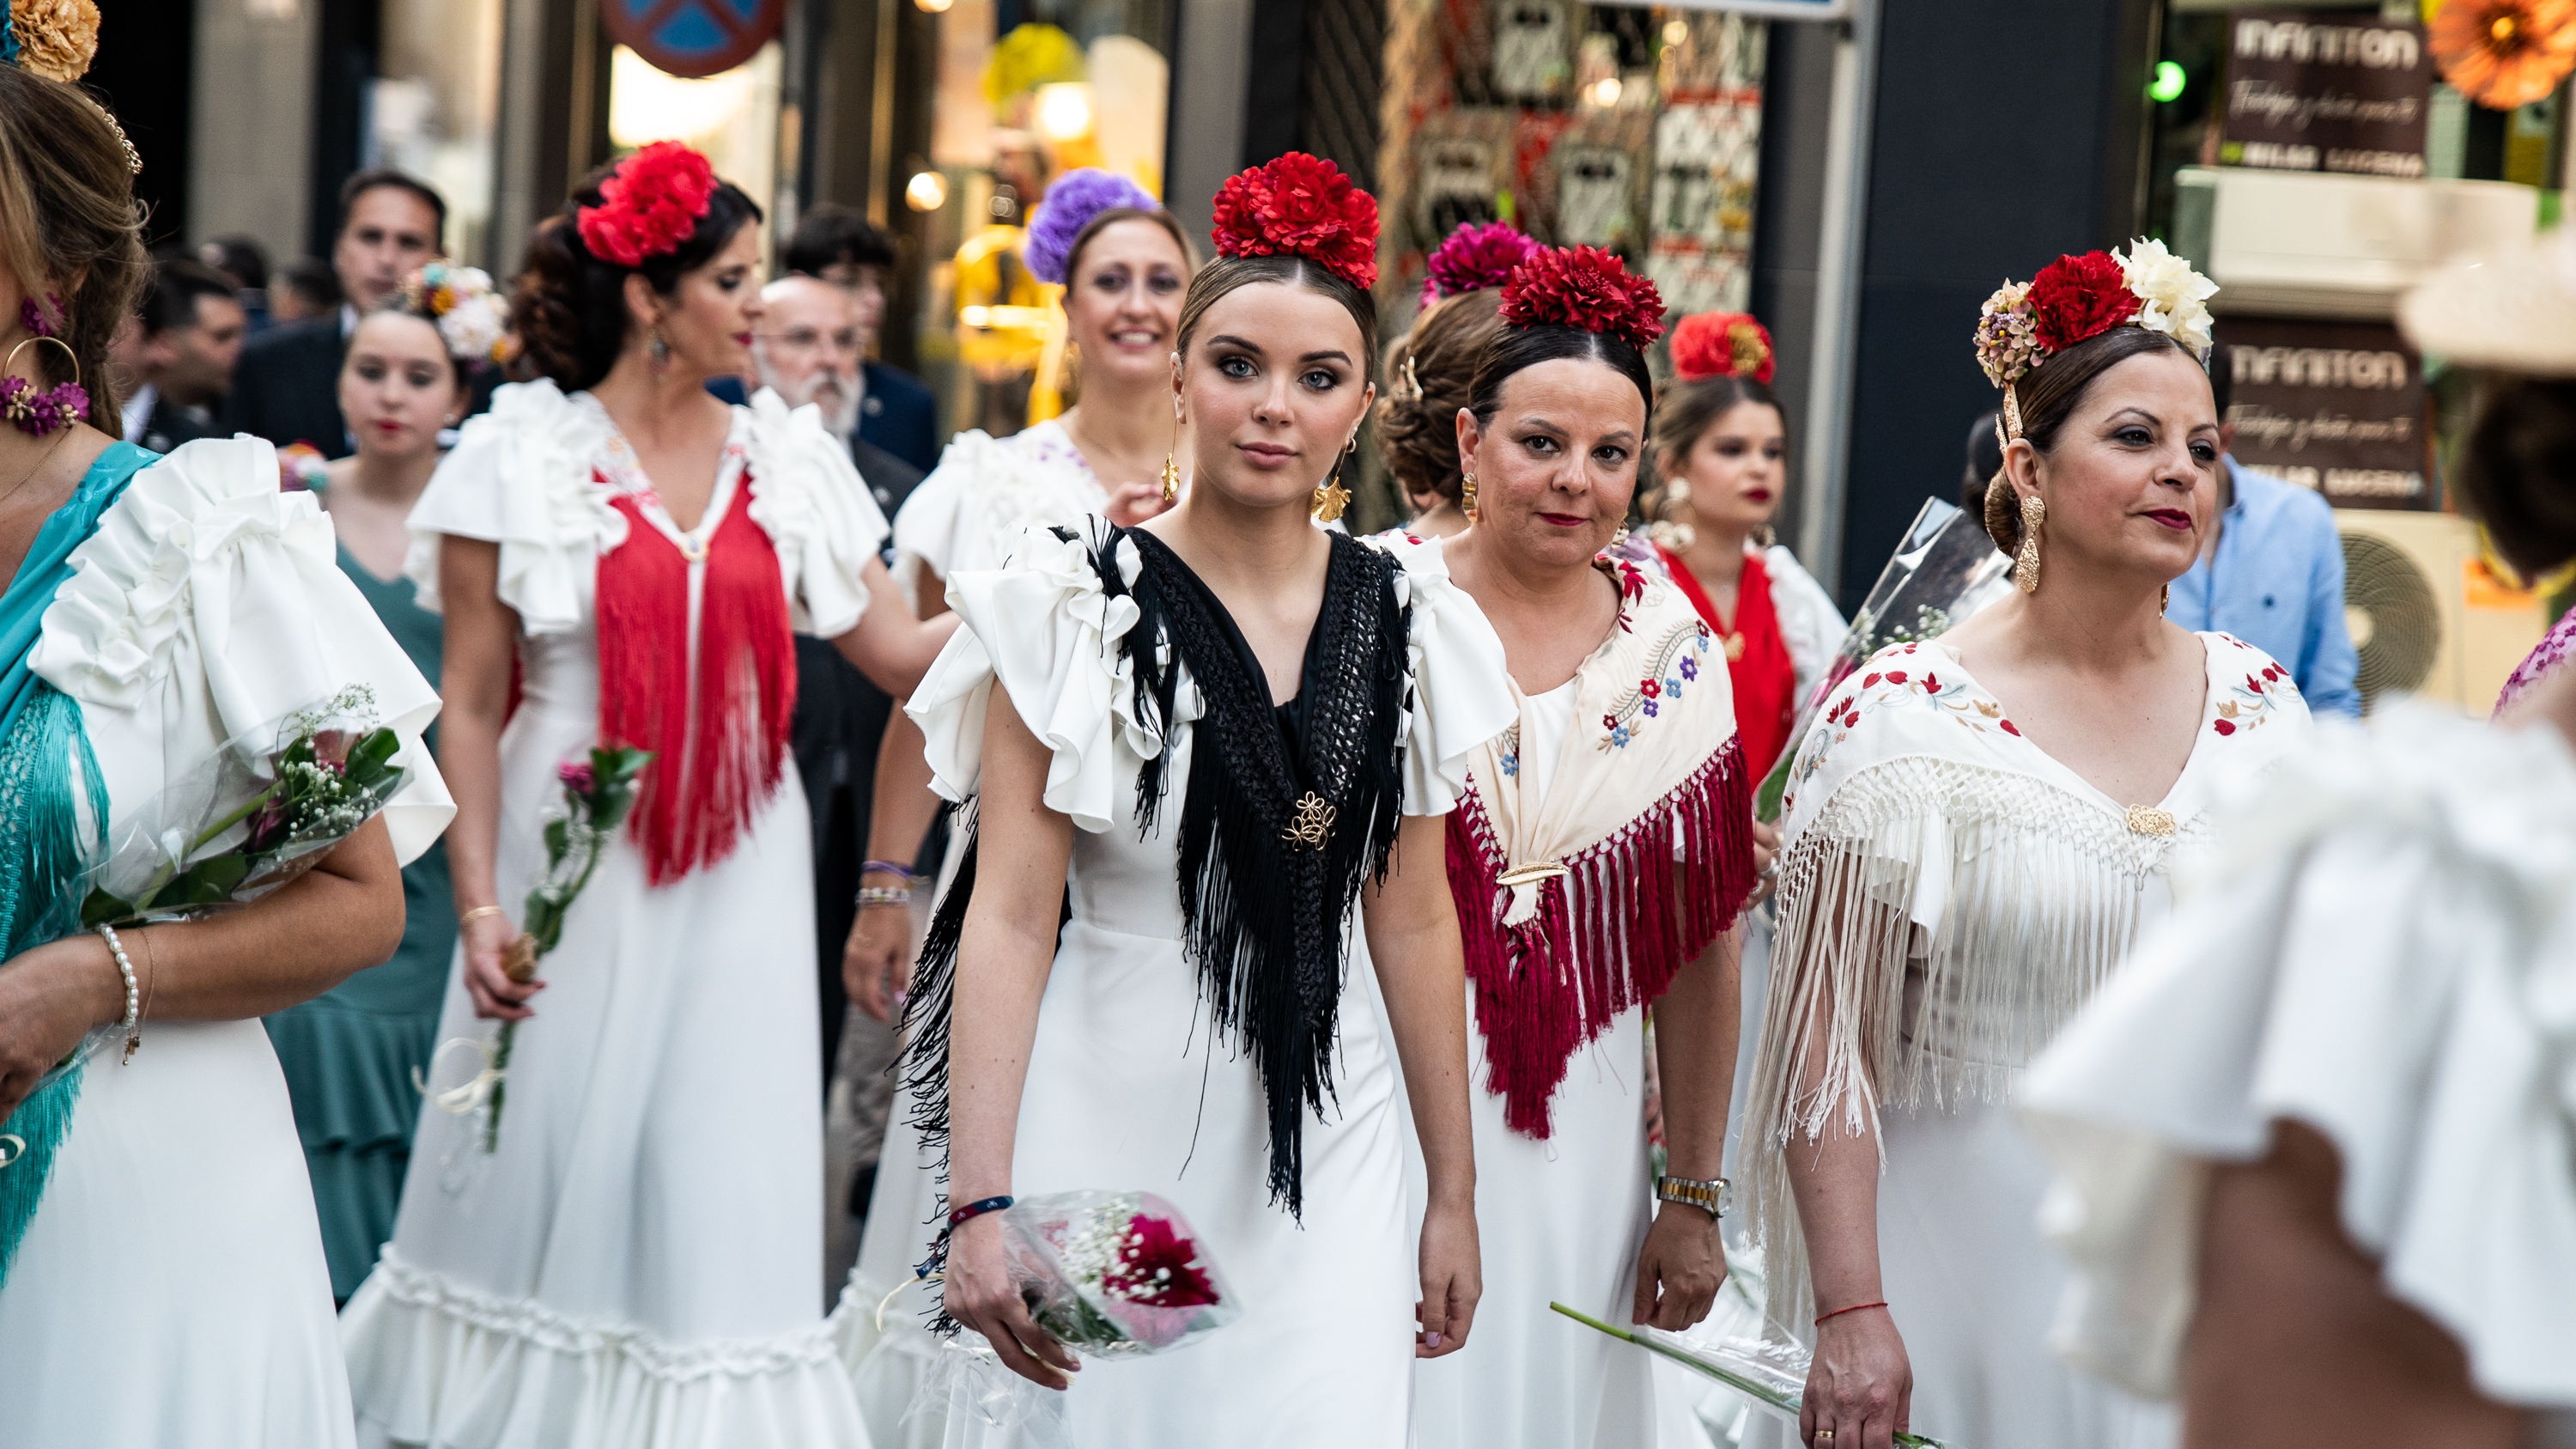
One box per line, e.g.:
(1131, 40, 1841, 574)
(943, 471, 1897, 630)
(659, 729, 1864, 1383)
(94, 922, 140, 1065)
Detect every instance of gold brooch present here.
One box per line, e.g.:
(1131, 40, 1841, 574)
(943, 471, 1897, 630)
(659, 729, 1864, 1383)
(2123, 805, 2176, 837)
(1283, 791, 1335, 849)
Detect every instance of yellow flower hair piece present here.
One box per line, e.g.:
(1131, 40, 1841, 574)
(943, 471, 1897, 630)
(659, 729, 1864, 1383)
(8, 0, 100, 83)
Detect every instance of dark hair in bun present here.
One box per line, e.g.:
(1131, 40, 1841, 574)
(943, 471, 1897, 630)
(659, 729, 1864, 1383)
(1376, 289, 1505, 504)
(2459, 378, 2576, 580)
(509, 163, 762, 392)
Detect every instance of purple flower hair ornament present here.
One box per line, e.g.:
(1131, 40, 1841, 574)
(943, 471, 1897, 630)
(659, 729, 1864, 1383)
(1421, 221, 1544, 306)
(1025, 169, 1161, 285)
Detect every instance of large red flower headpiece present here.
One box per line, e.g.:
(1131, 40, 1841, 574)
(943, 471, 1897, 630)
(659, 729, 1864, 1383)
(1498, 246, 1667, 352)
(2024, 251, 2141, 356)
(1669, 311, 1774, 385)
(1209, 152, 1380, 291)
(578, 142, 720, 269)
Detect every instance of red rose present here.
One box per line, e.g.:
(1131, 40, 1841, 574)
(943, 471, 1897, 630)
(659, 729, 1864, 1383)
(2025, 251, 2139, 355)
(1211, 153, 1379, 290)
(1498, 246, 1666, 351)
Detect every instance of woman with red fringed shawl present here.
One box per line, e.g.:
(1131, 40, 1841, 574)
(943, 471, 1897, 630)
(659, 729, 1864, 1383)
(341, 144, 954, 1446)
(1405, 246, 1755, 1449)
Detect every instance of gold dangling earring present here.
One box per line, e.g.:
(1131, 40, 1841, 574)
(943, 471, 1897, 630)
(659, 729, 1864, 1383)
(1310, 435, 1354, 523)
(2014, 495, 2045, 594)
(2160, 582, 2171, 615)
(1161, 398, 1182, 503)
(1461, 470, 1478, 521)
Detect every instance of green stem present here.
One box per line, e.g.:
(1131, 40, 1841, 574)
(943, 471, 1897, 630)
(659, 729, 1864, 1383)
(1547, 1304, 1947, 1449)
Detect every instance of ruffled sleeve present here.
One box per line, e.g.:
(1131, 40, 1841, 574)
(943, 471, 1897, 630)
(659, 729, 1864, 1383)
(741, 387, 888, 637)
(31, 436, 454, 865)
(904, 517, 1183, 834)
(890, 427, 1105, 610)
(2021, 701, 2576, 1407)
(403, 380, 625, 633)
(887, 434, 987, 609)
(1363, 531, 1513, 816)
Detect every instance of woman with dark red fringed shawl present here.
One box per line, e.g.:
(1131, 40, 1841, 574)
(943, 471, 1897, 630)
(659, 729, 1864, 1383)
(1408, 244, 1755, 1449)
(343, 143, 955, 1444)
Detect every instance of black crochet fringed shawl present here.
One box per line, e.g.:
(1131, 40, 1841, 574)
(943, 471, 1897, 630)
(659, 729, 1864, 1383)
(900, 522, 1413, 1244)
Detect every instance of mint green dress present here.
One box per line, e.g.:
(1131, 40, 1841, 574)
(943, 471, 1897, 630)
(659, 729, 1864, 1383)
(263, 543, 453, 1302)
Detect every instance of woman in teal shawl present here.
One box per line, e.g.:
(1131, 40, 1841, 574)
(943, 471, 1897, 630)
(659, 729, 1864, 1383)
(0, 58, 454, 1445)
(263, 274, 476, 1302)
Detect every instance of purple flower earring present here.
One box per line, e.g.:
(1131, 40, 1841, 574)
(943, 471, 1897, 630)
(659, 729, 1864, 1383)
(18, 294, 63, 339)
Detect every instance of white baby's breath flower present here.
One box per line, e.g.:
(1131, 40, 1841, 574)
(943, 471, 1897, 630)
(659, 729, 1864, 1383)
(2120, 238, 2217, 357)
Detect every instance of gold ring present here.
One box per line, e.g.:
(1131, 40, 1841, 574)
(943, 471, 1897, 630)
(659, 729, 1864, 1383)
(1817, 1434, 1834, 1444)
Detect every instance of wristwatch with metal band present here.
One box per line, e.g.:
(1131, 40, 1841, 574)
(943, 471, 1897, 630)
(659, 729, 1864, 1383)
(1656, 1173, 1731, 1219)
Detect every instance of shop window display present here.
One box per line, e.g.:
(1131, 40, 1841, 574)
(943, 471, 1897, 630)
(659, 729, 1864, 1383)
(1378, 3, 1765, 320)
(905, 0, 1170, 441)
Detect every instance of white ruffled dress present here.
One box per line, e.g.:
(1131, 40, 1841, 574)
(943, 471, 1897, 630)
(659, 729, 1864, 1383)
(341, 382, 888, 1447)
(0, 437, 453, 1446)
(2022, 701, 2576, 1433)
(1739, 632, 2310, 1449)
(898, 518, 1513, 1446)
(841, 418, 1109, 1447)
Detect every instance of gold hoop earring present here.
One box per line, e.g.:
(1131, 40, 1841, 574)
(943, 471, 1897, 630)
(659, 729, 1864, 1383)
(1461, 470, 1478, 520)
(2, 334, 86, 436)
(2014, 495, 2044, 594)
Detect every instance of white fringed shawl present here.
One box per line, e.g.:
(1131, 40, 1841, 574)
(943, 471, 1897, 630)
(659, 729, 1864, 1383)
(1740, 631, 2308, 1326)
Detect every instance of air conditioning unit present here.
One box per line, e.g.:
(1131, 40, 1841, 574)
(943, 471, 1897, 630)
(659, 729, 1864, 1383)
(2336, 509, 2550, 714)
(2173, 167, 2540, 320)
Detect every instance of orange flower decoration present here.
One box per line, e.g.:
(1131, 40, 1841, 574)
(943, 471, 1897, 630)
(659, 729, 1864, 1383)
(2431, 0, 2576, 111)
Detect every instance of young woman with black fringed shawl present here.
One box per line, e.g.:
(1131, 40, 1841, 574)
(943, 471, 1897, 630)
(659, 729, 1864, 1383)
(896, 154, 1514, 1445)
(1402, 246, 1756, 1449)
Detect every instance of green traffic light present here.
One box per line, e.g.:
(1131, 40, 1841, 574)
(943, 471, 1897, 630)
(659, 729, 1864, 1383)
(2149, 60, 2187, 103)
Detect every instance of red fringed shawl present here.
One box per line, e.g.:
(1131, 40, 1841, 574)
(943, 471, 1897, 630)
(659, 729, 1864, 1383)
(1443, 563, 1759, 1138)
(596, 478, 797, 886)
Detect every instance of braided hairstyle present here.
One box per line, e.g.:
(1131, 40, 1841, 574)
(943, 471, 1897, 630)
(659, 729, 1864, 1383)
(510, 162, 762, 393)
(0, 65, 150, 441)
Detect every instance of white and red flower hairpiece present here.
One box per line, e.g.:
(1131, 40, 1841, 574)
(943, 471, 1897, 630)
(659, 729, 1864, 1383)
(1209, 152, 1380, 291)
(577, 142, 720, 269)
(1974, 239, 2215, 390)
(1498, 246, 1666, 352)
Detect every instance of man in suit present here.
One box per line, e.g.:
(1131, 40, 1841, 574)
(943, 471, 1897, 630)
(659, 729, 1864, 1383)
(223, 169, 444, 458)
(783, 205, 941, 472)
(750, 277, 925, 1163)
(121, 259, 247, 454)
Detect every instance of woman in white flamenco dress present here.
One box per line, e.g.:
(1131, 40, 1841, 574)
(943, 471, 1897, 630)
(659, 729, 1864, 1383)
(2020, 229, 2576, 1449)
(0, 58, 452, 1447)
(1402, 250, 1756, 1449)
(1739, 252, 2309, 1449)
(340, 148, 950, 1448)
(898, 155, 1512, 1446)
(837, 176, 1197, 1447)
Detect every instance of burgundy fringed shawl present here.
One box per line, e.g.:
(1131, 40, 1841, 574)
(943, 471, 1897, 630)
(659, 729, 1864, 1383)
(596, 478, 797, 886)
(1445, 560, 1758, 1137)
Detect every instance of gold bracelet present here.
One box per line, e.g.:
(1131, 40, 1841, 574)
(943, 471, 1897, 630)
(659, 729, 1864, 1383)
(459, 905, 507, 926)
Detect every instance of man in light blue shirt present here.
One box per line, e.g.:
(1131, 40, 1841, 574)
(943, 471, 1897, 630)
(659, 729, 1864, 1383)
(2170, 344, 2363, 717)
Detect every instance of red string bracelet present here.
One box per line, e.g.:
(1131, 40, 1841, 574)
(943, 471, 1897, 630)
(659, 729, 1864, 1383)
(1814, 1300, 1888, 1326)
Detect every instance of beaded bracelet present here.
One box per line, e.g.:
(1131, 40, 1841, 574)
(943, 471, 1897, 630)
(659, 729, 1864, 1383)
(861, 860, 917, 881)
(94, 922, 139, 1064)
(858, 886, 913, 910)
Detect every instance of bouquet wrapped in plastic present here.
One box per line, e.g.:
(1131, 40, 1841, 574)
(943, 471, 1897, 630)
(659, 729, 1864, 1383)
(1552, 1303, 1953, 1447)
(919, 1190, 1240, 1441)
(1756, 497, 2014, 819)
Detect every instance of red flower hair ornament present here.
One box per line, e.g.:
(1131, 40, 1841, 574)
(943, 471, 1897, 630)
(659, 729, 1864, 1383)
(1209, 152, 1380, 291)
(1498, 246, 1667, 353)
(1669, 311, 1774, 385)
(2024, 250, 2141, 355)
(578, 142, 720, 269)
